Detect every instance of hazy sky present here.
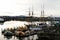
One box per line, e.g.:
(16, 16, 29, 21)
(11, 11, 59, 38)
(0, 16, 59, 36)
(0, 0, 60, 17)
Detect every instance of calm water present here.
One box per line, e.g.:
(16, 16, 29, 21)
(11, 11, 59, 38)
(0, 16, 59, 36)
(0, 21, 38, 40)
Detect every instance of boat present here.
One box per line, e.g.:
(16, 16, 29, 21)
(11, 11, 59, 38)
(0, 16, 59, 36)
(25, 23, 47, 31)
(1, 26, 29, 37)
(2, 29, 7, 34)
(4, 31, 13, 36)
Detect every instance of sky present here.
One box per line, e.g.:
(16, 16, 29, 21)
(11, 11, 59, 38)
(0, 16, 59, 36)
(0, 0, 60, 17)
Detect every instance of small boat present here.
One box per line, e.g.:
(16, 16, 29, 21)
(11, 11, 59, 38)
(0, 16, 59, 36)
(4, 31, 13, 36)
(25, 23, 47, 31)
(2, 25, 28, 37)
(4, 36, 12, 39)
(15, 31, 27, 37)
(2, 30, 7, 34)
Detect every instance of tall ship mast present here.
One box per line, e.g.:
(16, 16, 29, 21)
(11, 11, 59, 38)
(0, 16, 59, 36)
(41, 4, 44, 17)
(40, 4, 45, 22)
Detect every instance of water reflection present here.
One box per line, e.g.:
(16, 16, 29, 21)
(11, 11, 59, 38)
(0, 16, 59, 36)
(0, 21, 60, 40)
(17, 37, 25, 40)
(3, 35, 38, 40)
(4, 36, 12, 40)
(0, 21, 39, 40)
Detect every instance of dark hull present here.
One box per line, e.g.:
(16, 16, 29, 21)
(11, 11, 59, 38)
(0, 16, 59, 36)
(37, 32, 60, 40)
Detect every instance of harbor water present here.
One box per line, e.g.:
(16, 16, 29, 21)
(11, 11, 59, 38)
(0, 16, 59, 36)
(0, 21, 39, 40)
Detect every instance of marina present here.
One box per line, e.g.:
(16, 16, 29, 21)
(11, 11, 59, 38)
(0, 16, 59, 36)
(0, 7, 60, 40)
(0, 20, 60, 40)
(0, 0, 60, 40)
